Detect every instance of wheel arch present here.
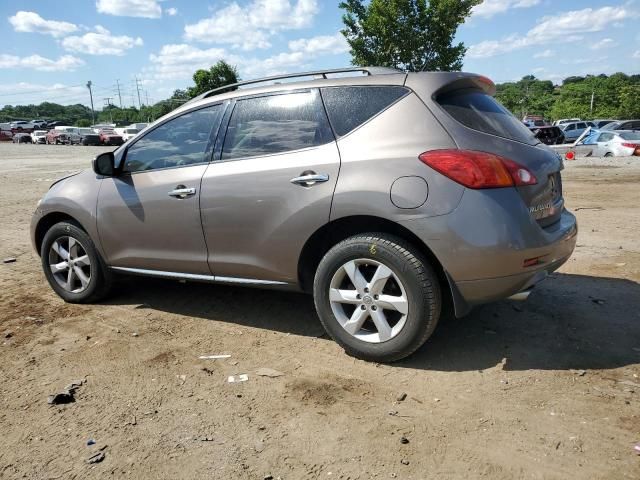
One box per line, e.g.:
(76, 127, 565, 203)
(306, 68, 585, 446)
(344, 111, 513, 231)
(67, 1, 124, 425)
(297, 215, 460, 316)
(34, 212, 86, 256)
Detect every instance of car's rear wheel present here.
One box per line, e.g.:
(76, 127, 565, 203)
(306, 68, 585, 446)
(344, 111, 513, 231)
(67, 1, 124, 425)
(313, 234, 441, 362)
(41, 222, 113, 303)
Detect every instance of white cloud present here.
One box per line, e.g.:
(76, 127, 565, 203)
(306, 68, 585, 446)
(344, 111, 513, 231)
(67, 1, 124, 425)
(633, 50, 640, 59)
(472, 0, 541, 18)
(96, 0, 162, 18)
(288, 33, 349, 56)
(184, 0, 318, 49)
(62, 26, 143, 55)
(468, 6, 632, 58)
(8, 11, 78, 37)
(166, 7, 178, 16)
(533, 49, 554, 58)
(148, 44, 230, 80)
(0, 54, 84, 72)
(589, 38, 618, 50)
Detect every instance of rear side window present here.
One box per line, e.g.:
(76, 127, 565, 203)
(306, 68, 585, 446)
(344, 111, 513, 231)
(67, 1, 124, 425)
(437, 89, 536, 144)
(221, 90, 332, 160)
(321, 86, 409, 137)
(597, 133, 614, 142)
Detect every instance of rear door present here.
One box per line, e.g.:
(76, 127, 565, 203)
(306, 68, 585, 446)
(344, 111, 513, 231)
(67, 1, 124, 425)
(200, 89, 339, 284)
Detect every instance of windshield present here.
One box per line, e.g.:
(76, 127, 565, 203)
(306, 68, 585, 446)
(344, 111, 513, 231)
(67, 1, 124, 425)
(438, 89, 537, 144)
(125, 129, 139, 134)
(620, 132, 640, 140)
(79, 129, 93, 134)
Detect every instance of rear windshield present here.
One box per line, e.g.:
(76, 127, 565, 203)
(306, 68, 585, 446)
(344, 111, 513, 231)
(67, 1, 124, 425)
(620, 132, 640, 140)
(437, 89, 537, 144)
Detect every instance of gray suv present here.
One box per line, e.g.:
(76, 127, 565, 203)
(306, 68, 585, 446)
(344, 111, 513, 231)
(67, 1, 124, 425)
(31, 67, 577, 362)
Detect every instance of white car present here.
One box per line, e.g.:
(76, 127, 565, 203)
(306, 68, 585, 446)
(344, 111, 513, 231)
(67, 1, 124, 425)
(10, 120, 36, 130)
(31, 130, 48, 144)
(115, 127, 140, 142)
(590, 131, 640, 157)
(553, 118, 581, 126)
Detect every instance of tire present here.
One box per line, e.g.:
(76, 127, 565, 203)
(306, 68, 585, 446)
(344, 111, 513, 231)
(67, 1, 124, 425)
(313, 234, 441, 362)
(604, 152, 613, 157)
(41, 222, 113, 303)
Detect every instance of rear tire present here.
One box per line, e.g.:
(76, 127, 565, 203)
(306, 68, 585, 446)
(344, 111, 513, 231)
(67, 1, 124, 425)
(41, 222, 113, 303)
(604, 152, 613, 157)
(313, 234, 441, 362)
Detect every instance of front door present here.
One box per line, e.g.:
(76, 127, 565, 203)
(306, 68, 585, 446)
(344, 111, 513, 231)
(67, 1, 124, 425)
(97, 104, 225, 274)
(200, 89, 340, 283)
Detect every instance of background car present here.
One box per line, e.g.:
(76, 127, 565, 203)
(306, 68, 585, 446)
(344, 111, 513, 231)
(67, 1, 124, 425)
(589, 131, 640, 157)
(600, 119, 640, 131)
(592, 119, 616, 129)
(0, 129, 12, 141)
(529, 125, 565, 145)
(46, 130, 69, 145)
(560, 121, 595, 142)
(12, 132, 32, 143)
(30, 130, 47, 144)
(553, 118, 581, 126)
(115, 127, 139, 142)
(98, 129, 124, 146)
(78, 128, 101, 146)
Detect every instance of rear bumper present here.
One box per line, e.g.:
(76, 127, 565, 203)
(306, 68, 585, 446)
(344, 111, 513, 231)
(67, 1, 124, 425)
(400, 187, 578, 316)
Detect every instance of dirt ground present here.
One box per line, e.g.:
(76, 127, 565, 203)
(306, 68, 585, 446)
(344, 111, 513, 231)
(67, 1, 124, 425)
(0, 143, 639, 480)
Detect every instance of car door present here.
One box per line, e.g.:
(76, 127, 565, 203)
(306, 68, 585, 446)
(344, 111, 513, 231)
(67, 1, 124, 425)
(199, 89, 340, 284)
(97, 103, 225, 275)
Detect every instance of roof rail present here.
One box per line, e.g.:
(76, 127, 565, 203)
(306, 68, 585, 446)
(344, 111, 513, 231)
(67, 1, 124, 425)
(189, 66, 401, 103)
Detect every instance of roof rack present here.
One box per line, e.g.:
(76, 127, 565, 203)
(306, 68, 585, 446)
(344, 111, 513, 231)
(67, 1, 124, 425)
(190, 66, 401, 103)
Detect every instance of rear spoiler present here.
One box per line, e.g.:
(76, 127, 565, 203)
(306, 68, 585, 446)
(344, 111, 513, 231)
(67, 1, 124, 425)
(405, 72, 496, 99)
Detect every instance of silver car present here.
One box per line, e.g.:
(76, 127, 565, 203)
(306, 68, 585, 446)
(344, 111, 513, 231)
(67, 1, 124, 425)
(589, 130, 640, 157)
(31, 67, 577, 362)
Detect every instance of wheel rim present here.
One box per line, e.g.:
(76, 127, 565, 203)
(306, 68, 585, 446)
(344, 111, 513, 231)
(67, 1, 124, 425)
(329, 258, 409, 343)
(48, 236, 92, 293)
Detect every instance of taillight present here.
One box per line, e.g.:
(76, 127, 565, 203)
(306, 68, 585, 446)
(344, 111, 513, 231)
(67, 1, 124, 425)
(622, 142, 637, 149)
(419, 150, 537, 189)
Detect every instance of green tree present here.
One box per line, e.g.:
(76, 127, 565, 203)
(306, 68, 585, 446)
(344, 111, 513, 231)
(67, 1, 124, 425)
(187, 60, 240, 98)
(340, 0, 481, 72)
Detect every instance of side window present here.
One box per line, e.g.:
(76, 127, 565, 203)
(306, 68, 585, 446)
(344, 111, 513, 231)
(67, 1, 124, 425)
(321, 86, 409, 137)
(123, 104, 223, 173)
(566, 124, 575, 131)
(577, 123, 586, 129)
(221, 90, 332, 160)
(597, 133, 612, 142)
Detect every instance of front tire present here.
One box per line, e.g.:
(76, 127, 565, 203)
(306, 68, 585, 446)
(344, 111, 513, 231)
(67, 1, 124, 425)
(313, 234, 441, 362)
(41, 222, 113, 303)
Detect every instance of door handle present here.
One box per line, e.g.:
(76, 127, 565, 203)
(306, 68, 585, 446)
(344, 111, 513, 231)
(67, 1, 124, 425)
(168, 186, 196, 199)
(290, 173, 329, 187)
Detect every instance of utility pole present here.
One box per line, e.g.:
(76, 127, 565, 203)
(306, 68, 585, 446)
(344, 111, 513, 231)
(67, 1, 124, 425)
(145, 90, 150, 107)
(116, 79, 123, 108)
(86, 81, 95, 125)
(135, 77, 143, 109)
(590, 89, 595, 115)
(103, 97, 113, 124)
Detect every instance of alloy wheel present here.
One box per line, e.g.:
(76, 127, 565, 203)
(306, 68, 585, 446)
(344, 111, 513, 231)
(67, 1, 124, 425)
(329, 258, 409, 343)
(48, 236, 92, 293)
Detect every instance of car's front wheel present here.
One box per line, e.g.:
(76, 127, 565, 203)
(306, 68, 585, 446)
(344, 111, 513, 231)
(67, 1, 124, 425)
(313, 234, 441, 362)
(41, 222, 113, 303)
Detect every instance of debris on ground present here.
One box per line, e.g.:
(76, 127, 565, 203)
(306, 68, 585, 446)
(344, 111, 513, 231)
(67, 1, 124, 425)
(3, 257, 16, 263)
(199, 354, 231, 360)
(591, 298, 606, 305)
(87, 439, 96, 446)
(255, 368, 284, 378)
(47, 379, 85, 405)
(86, 451, 105, 464)
(228, 374, 249, 383)
(396, 392, 407, 402)
(4, 330, 13, 339)
(400, 436, 409, 444)
(573, 369, 587, 376)
(400, 459, 410, 465)
(131, 332, 139, 337)
(634, 444, 640, 455)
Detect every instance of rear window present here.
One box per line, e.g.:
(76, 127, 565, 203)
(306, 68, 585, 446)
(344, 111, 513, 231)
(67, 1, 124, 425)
(620, 132, 640, 140)
(437, 89, 536, 144)
(321, 86, 409, 137)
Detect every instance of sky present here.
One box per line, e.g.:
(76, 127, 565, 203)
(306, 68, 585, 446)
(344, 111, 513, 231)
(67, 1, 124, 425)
(0, 0, 638, 108)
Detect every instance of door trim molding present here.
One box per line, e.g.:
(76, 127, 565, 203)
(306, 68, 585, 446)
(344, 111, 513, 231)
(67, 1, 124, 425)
(110, 266, 289, 286)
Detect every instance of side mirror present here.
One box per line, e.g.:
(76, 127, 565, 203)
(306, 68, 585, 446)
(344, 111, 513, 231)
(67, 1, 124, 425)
(93, 151, 115, 176)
